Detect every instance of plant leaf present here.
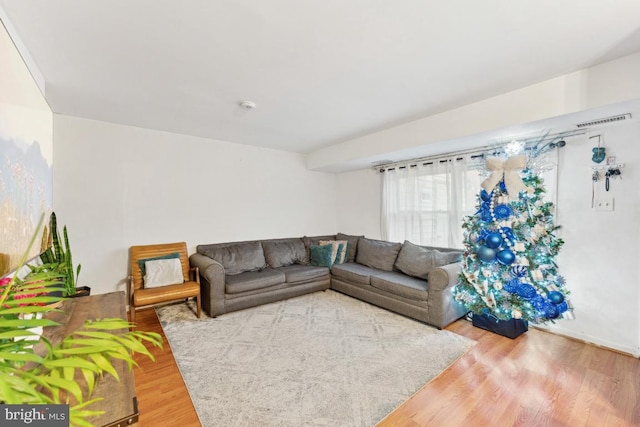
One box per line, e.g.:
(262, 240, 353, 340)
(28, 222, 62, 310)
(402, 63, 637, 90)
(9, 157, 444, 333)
(106, 350, 138, 370)
(0, 329, 43, 340)
(0, 318, 60, 328)
(0, 351, 43, 363)
(43, 358, 101, 372)
(61, 338, 122, 348)
(63, 366, 75, 381)
(53, 346, 118, 356)
(38, 374, 84, 403)
(81, 367, 96, 397)
(88, 353, 119, 380)
(82, 318, 132, 330)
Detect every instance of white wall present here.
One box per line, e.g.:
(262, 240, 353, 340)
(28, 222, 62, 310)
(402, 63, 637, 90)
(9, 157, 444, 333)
(551, 123, 640, 356)
(336, 169, 382, 238)
(336, 121, 640, 356)
(310, 52, 640, 172)
(53, 115, 337, 295)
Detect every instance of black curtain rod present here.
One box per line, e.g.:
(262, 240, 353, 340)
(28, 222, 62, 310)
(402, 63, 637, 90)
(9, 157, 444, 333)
(376, 130, 581, 173)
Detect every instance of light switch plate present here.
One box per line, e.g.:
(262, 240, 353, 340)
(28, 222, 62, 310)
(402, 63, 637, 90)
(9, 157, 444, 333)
(594, 197, 614, 211)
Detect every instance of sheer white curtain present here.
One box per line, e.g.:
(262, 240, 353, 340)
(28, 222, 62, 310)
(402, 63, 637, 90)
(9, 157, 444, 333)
(381, 156, 481, 248)
(381, 149, 559, 248)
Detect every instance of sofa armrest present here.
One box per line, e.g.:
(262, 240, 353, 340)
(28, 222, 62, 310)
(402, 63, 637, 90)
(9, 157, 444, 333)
(428, 262, 462, 292)
(189, 253, 225, 317)
(426, 262, 467, 329)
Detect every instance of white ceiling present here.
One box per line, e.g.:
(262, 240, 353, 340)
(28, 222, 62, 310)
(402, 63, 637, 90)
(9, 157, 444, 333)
(2, 1, 640, 154)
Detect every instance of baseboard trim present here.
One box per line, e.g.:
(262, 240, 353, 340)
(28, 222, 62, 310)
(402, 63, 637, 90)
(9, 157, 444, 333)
(531, 324, 639, 358)
(463, 316, 639, 358)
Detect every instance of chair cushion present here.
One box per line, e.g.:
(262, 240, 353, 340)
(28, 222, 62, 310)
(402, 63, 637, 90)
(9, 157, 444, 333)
(356, 238, 402, 272)
(133, 281, 200, 306)
(394, 241, 463, 280)
(199, 242, 267, 275)
(275, 265, 330, 284)
(330, 263, 379, 286)
(225, 269, 286, 294)
(262, 239, 307, 268)
(370, 271, 429, 301)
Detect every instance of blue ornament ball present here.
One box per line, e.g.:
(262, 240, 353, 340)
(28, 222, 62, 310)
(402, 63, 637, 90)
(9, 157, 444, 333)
(476, 246, 497, 263)
(496, 249, 516, 265)
(548, 291, 565, 305)
(485, 232, 503, 249)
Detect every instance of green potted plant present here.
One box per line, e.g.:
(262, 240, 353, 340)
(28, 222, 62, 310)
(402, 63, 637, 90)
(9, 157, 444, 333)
(40, 212, 89, 298)
(0, 216, 162, 426)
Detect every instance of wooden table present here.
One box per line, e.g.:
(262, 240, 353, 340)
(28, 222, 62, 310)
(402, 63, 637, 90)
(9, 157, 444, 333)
(38, 291, 139, 427)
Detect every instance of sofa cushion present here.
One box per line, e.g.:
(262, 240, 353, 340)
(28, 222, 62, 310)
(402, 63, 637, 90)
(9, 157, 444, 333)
(303, 235, 337, 246)
(200, 242, 267, 275)
(370, 271, 429, 301)
(331, 263, 379, 286)
(356, 238, 402, 272)
(262, 239, 307, 268)
(225, 269, 286, 294)
(336, 233, 363, 262)
(395, 241, 462, 280)
(275, 265, 330, 284)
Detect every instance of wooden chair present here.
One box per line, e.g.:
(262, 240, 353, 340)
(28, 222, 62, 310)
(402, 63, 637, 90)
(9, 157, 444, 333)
(129, 242, 201, 323)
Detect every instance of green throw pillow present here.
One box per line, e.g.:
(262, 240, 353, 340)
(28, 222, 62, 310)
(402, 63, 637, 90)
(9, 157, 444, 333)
(309, 245, 334, 268)
(138, 252, 181, 276)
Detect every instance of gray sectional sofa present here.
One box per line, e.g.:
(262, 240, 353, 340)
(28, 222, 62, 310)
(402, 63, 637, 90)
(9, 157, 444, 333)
(189, 233, 468, 329)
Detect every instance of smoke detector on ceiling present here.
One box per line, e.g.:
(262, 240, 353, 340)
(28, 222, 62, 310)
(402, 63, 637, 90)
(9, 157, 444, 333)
(575, 113, 631, 128)
(239, 100, 257, 110)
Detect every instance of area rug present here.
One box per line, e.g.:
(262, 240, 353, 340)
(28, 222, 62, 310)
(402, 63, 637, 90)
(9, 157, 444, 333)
(156, 290, 475, 427)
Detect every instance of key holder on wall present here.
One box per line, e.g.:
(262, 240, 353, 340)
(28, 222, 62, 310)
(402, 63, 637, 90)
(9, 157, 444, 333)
(604, 165, 623, 191)
(589, 134, 625, 206)
(591, 163, 624, 207)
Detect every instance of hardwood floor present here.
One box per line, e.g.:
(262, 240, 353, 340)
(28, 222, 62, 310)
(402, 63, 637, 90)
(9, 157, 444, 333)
(131, 308, 200, 427)
(131, 308, 640, 427)
(379, 321, 640, 427)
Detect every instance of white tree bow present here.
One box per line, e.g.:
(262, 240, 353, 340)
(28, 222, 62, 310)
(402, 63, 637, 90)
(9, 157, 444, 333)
(481, 155, 528, 198)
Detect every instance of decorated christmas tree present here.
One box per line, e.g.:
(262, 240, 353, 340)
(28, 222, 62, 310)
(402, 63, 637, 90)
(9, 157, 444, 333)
(454, 154, 573, 323)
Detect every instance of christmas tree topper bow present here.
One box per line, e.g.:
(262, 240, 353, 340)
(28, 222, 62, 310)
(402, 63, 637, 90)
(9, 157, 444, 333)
(481, 155, 528, 198)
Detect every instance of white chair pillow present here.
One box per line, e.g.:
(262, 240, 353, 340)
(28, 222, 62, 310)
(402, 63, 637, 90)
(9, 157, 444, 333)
(143, 258, 184, 288)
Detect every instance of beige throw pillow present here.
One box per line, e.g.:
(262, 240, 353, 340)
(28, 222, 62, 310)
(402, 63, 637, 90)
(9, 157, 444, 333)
(143, 258, 183, 288)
